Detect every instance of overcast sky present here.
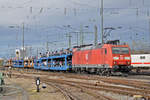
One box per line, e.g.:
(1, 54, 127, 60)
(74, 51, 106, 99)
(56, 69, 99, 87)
(0, 0, 150, 58)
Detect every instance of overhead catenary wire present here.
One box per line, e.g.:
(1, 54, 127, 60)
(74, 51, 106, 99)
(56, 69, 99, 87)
(1, 0, 150, 57)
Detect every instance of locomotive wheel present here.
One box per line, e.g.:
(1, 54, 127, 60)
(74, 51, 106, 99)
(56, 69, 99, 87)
(101, 70, 106, 76)
(99, 69, 112, 76)
(107, 71, 111, 77)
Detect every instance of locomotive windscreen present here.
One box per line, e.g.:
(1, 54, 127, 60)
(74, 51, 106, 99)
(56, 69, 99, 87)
(112, 47, 129, 54)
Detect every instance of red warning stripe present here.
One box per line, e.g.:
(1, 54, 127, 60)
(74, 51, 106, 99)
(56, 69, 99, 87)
(131, 62, 150, 64)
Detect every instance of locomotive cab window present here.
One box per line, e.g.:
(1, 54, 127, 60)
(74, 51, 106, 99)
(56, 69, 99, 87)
(112, 47, 129, 54)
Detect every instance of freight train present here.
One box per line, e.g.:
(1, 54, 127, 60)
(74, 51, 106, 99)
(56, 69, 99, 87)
(0, 58, 4, 67)
(5, 40, 132, 76)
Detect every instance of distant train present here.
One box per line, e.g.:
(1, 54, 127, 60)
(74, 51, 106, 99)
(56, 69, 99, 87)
(131, 54, 150, 72)
(5, 40, 133, 76)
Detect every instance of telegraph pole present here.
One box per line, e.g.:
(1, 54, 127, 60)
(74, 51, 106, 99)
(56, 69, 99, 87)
(46, 41, 49, 51)
(22, 23, 25, 61)
(76, 33, 78, 46)
(69, 34, 71, 48)
(94, 25, 98, 46)
(149, 18, 150, 41)
(70, 31, 93, 47)
(143, 0, 144, 6)
(129, 0, 132, 6)
(66, 33, 72, 48)
(80, 25, 83, 45)
(68, 32, 79, 46)
(37, 48, 39, 58)
(101, 0, 104, 44)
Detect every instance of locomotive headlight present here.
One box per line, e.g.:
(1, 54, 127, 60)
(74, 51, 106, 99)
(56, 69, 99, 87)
(126, 61, 130, 64)
(113, 57, 119, 60)
(124, 57, 130, 60)
(114, 61, 117, 64)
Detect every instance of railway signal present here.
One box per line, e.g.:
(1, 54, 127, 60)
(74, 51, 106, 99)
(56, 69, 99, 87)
(36, 77, 40, 92)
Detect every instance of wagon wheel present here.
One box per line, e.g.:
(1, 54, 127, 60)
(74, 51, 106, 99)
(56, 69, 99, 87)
(136, 68, 141, 73)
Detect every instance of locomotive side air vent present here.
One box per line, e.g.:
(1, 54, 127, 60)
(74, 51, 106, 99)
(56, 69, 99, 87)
(106, 40, 120, 45)
(73, 43, 104, 51)
(73, 44, 93, 48)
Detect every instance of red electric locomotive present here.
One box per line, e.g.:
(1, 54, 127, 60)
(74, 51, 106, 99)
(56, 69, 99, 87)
(72, 40, 132, 75)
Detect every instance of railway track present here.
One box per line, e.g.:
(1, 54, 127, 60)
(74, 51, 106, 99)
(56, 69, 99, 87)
(43, 79, 116, 100)
(8, 72, 150, 99)
(41, 78, 150, 97)
(11, 68, 150, 90)
(2, 68, 150, 99)
(0, 67, 115, 100)
(12, 73, 116, 100)
(45, 82, 80, 100)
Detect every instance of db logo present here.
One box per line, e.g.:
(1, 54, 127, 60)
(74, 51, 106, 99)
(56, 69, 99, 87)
(86, 54, 88, 60)
(120, 55, 123, 60)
